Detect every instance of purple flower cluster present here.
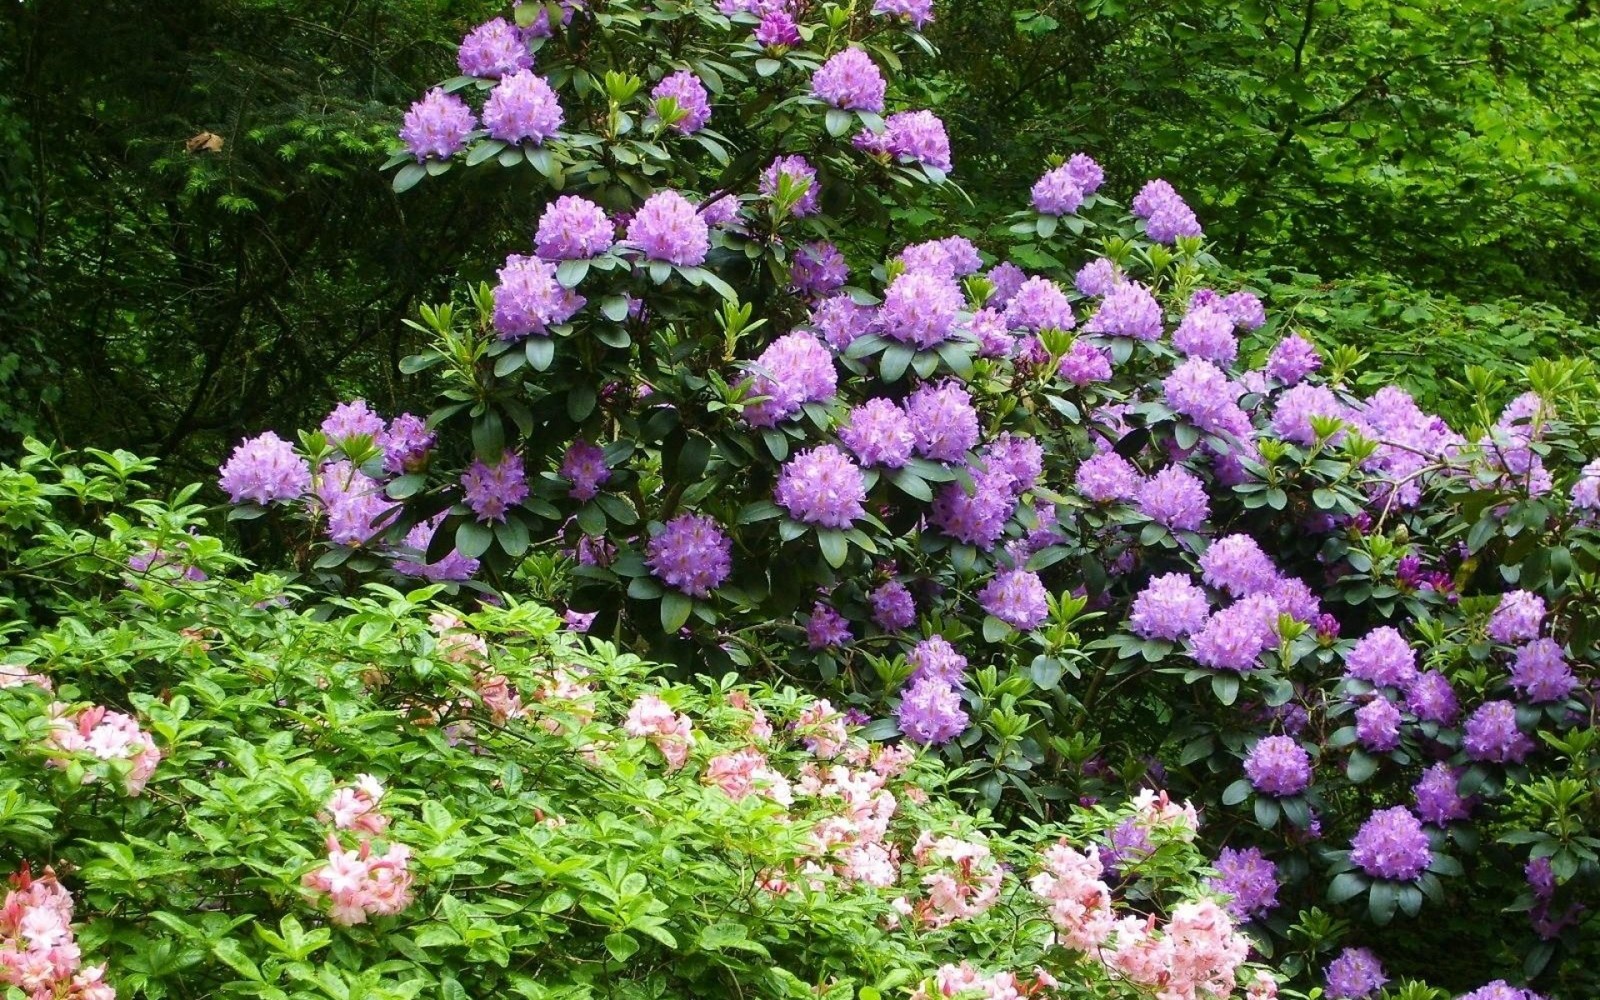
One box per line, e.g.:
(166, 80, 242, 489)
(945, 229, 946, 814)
(979, 568, 1049, 630)
(1463, 700, 1535, 763)
(1510, 638, 1577, 703)
(492, 253, 584, 338)
(1083, 280, 1163, 340)
(1002, 277, 1075, 333)
(561, 439, 610, 501)
(1075, 451, 1142, 503)
(871, 579, 916, 631)
(651, 70, 712, 133)
(739, 331, 838, 427)
(400, 88, 476, 162)
(1459, 983, 1548, 1000)
(1324, 948, 1387, 1000)
(871, 0, 934, 28)
(811, 48, 886, 111)
(1405, 671, 1460, 724)
(857, 111, 953, 172)
(761, 155, 820, 216)
(907, 635, 968, 686)
(315, 461, 397, 546)
(1354, 697, 1402, 753)
(1244, 736, 1311, 797)
(1136, 465, 1209, 530)
(1172, 304, 1238, 365)
(1206, 846, 1279, 921)
(1266, 333, 1321, 384)
(905, 382, 980, 462)
(1488, 590, 1545, 644)
(1349, 805, 1431, 881)
(775, 445, 867, 528)
(647, 513, 733, 598)
(457, 17, 532, 78)
(219, 431, 310, 505)
(1414, 762, 1471, 825)
(1130, 178, 1202, 243)
(897, 676, 968, 744)
(394, 512, 480, 582)
(321, 399, 386, 448)
(1129, 573, 1209, 640)
(483, 70, 563, 144)
(461, 453, 528, 523)
(627, 190, 710, 266)
(536, 196, 612, 259)
(879, 270, 964, 348)
(807, 602, 852, 649)
(1344, 626, 1418, 689)
(840, 398, 915, 468)
(754, 11, 801, 47)
(790, 242, 848, 298)
(379, 414, 435, 474)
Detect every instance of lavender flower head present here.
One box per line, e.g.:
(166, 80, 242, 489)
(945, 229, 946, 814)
(1130, 573, 1210, 641)
(810, 47, 886, 111)
(897, 677, 968, 745)
(399, 88, 476, 162)
(493, 253, 584, 338)
(979, 568, 1049, 630)
(1031, 164, 1085, 216)
(905, 382, 980, 462)
(807, 602, 852, 649)
(1354, 697, 1402, 753)
(483, 70, 563, 145)
(1060, 338, 1113, 385)
(873, 110, 952, 172)
(1136, 465, 1209, 531)
(1414, 762, 1471, 825)
(1458, 983, 1548, 1000)
(1200, 534, 1279, 597)
(1244, 735, 1311, 797)
(1463, 700, 1535, 763)
(461, 453, 528, 523)
(1510, 638, 1577, 703)
(219, 431, 310, 505)
(1350, 806, 1431, 881)
(379, 414, 435, 475)
(872, 0, 934, 28)
(739, 331, 838, 427)
(536, 196, 612, 259)
(879, 270, 965, 349)
(1003, 277, 1075, 333)
(761, 155, 820, 217)
(315, 461, 397, 546)
(1488, 590, 1545, 644)
(458, 17, 532, 78)
(321, 400, 386, 448)
(987, 262, 1027, 307)
(1324, 948, 1387, 1000)
(811, 294, 873, 350)
(1075, 451, 1142, 503)
(646, 512, 733, 598)
(1084, 281, 1163, 340)
(651, 70, 712, 133)
(1265, 333, 1321, 385)
(1405, 671, 1460, 725)
(791, 241, 848, 298)
(626, 190, 710, 266)
(1191, 596, 1283, 672)
(561, 439, 610, 501)
(1572, 458, 1600, 510)
(1172, 305, 1238, 365)
(1344, 626, 1418, 689)
(1206, 846, 1280, 921)
(1131, 178, 1202, 243)
(394, 512, 479, 582)
(1075, 258, 1118, 297)
(871, 579, 916, 632)
(775, 445, 867, 528)
(840, 398, 915, 468)
(907, 635, 968, 686)
(754, 11, 802, 47)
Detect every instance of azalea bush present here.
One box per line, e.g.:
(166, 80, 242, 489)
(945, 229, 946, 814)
(0, 446, 1302, 1000)
(201, 1, 1600, 997)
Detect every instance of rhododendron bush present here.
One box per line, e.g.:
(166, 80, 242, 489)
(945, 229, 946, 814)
(65, 0, 1600, 997)
(0, 452, 1288, 1000)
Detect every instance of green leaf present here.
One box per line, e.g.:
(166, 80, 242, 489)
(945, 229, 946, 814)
(1327, 872, 1367, 903)
(1029, 656, 1063, 690)
(604, 932, 639, 962)
(556, 259, 590, 287)
(1253, 796, 1280, 830)
(601, 295, 631, 322)
(660, 590, 693, 632)
(456, 521, 493, 559)
(525, 337, 556, 371)
(393, 162, 427, 193)
(1210, 672, 1240, 705)
(880, 344, 914, 382)
(1221, 779, 1253, 806)
(494, 517, 530, 558)
(825, 108, 853, 137)
(1368, 880, 1398, 925)
(817, 528, 849, 568)
(1346, 750, 1378, 783)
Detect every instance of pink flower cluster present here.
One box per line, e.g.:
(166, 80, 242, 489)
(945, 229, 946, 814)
(44, 704, 161, 795)
(624, 693, 695, 769)
(302, 775, 415, 926)
(1, 866, 114, 1000)
(899, 833, 1003, 928)
(910, 964, 1056, 1000)
(1104, 899, 1250, 1000)
(704, 749, 794, 806)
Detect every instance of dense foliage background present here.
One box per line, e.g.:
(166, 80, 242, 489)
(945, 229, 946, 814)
(5, 0, 1598, 471)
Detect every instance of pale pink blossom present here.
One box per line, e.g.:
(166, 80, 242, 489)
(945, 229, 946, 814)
(44, 704, 161, 795)
(704, 749, 794, 806)
(624, 693, 695, 769)
(302, 835, 415, 926)
(323, 774, 389, 836)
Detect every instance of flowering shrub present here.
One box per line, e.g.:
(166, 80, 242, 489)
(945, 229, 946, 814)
(0, 454, 1294, 1000)
(202, 1, 1600, 996)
